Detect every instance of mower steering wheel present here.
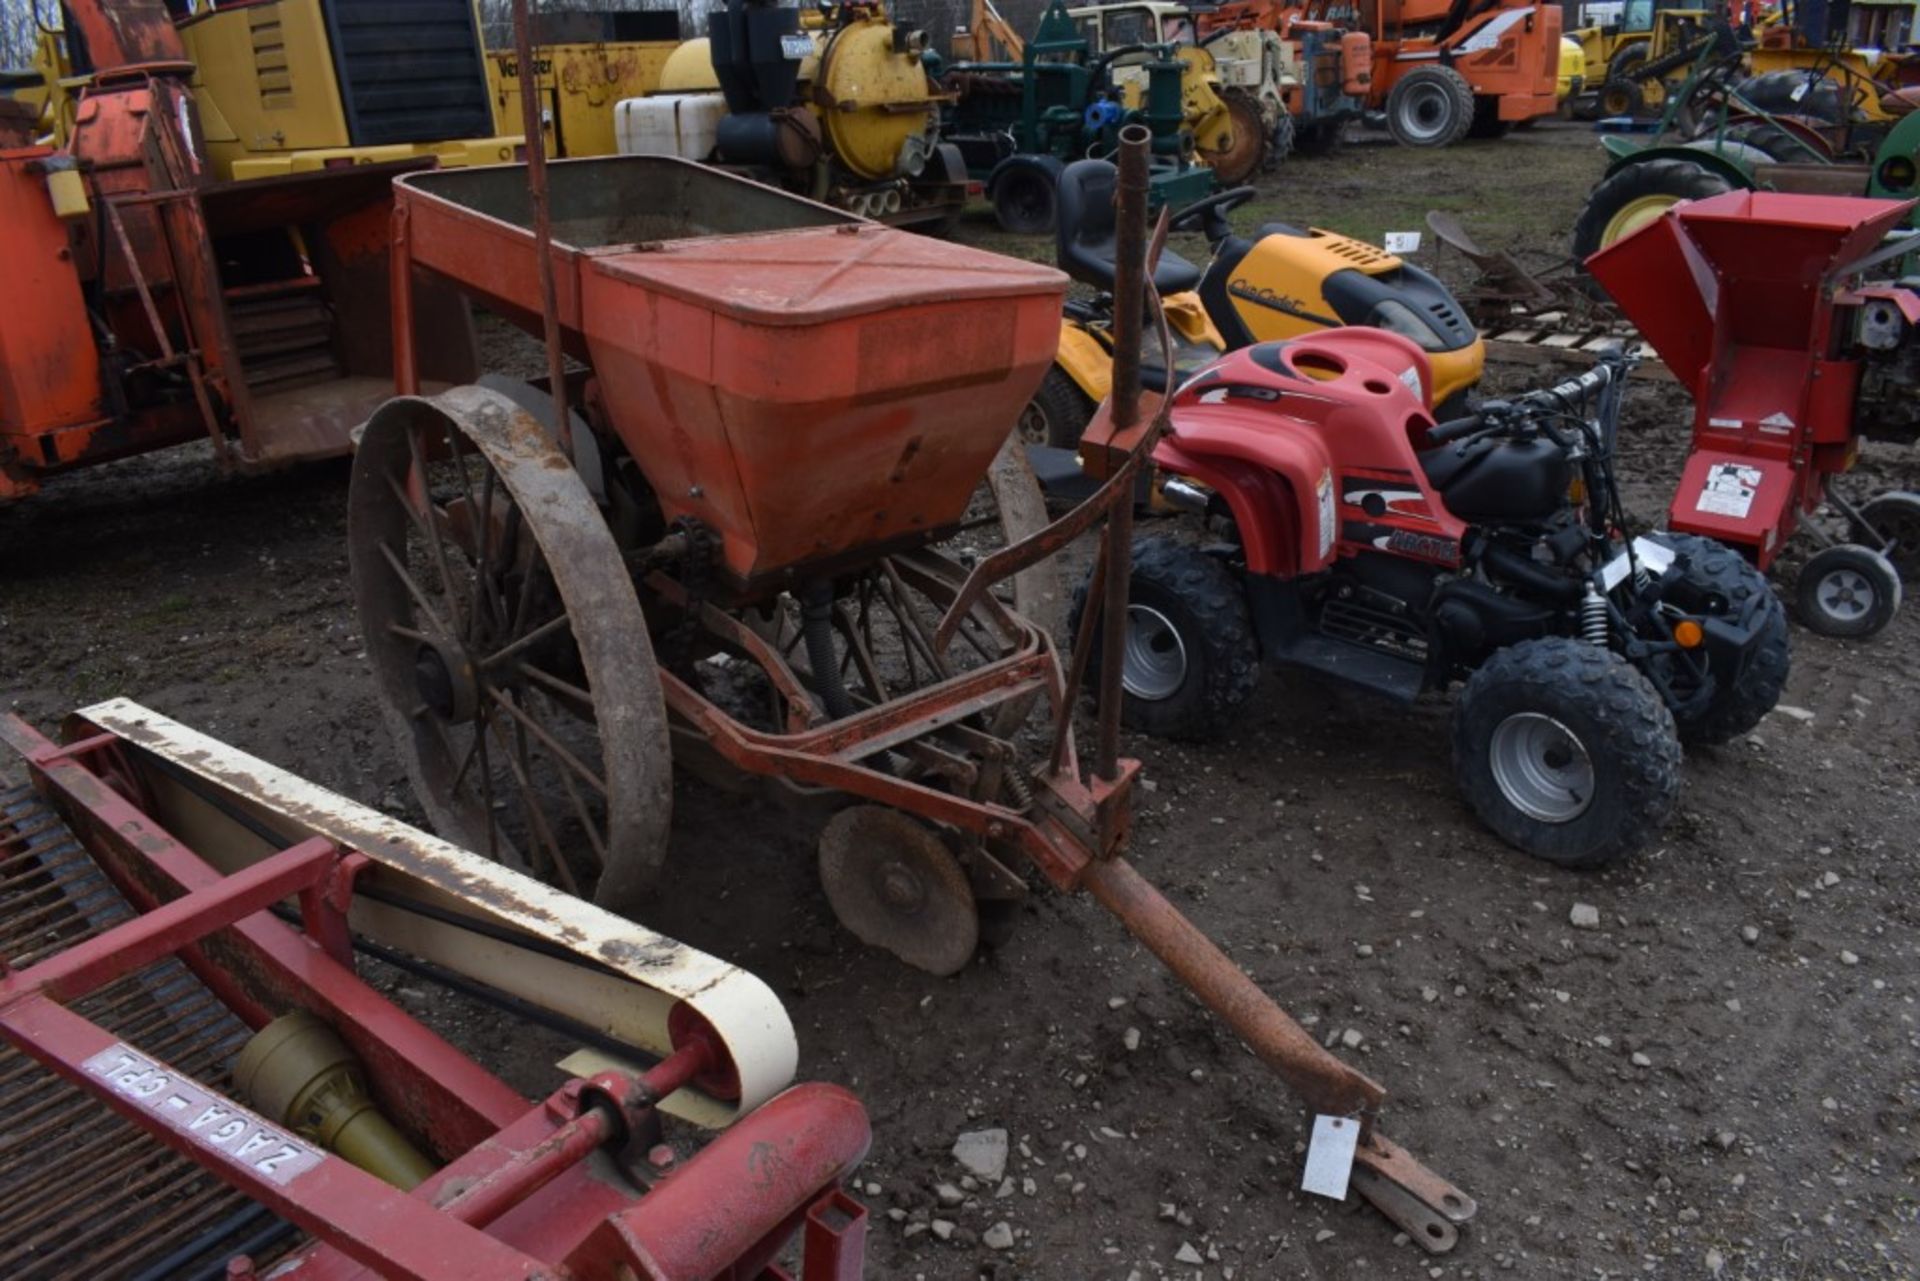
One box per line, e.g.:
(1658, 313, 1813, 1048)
(1168, 186, 1258, 244)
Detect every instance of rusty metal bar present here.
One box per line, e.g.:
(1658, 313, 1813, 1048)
(511, 0, 572, 459)
(1094, 126, 1151, 782)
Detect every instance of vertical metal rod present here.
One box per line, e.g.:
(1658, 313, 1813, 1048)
(1095, 125, 1152, 782)
(511, 0, 572, 458)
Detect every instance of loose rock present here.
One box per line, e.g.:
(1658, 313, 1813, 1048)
(953, 1129, 1009, 1182)
(1569, 903, 1601, 930)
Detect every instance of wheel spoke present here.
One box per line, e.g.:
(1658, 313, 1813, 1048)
(482, 613, 573, 672)
(485, 685, 608, 797)
(517, 661, 595, 712)
(406, 427, 467, 639)
(377, 540, 453, 638)
(485, 710, 578, 895)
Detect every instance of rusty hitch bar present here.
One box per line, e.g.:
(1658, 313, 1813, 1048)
(934, 126, 1478, 1252)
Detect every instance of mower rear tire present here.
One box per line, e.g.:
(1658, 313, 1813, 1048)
(1645, 532, 1791, 745)
(1020, 366, 1095, 449)
(1386, 67, 1475, 148)
(1452, 637, 1681, 869)
(1853, 490, 1920, 579)
(1795, 543, 1901, 638)
(1571, 159, 1737, 263)
(1070, 537, 1259, 739)
(993, 167, 1057, 235)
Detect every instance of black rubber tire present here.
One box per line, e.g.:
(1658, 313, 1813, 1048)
(1068, 537, 1259, 739)
(1643, 532, 1791, 745)
(1020, 365, 1095, 449)
(1795, 543, 1902, 638)
(1386, 66, 1475, 148)
(1267, 109, 1296, 169)
(1597, 77, 1645, 118)
(1853, 490, 1920, 580)
(1206, 88, 1271, 185)
(1293, 117, 1349, 156)
(1451, 637, 1682, 869)
(1467, 95, 1512, 139)
(1571, 159, 1737, 264)
(1607, 40, 1650, 83)
(993, 167, 1057, 235)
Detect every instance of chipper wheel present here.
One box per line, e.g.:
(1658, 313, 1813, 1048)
(819, 806, 979, 976)
(1385, 66, 1475, 149)
(349, 386, 674, 915)
(1795, 543, 1902, 639)
(1451, 638, 1682, 869)
(1201, 88, 1271, 186)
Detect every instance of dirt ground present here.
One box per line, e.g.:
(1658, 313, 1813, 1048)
(4, 121, 1918, 1280)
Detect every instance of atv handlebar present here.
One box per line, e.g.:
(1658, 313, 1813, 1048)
(1426, 415, 1483, 445)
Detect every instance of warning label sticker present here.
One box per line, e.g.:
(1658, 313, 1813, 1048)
(1696, 462, 1763, 518)
(1317, 470, 1336, 559)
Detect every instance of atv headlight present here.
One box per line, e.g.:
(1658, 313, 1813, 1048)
(1369, 299, 1447, 353)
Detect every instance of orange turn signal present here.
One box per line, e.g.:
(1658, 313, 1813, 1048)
(1673, 619, 1705, 649)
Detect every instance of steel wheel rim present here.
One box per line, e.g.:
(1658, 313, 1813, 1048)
(1122, 603, 1188, 701)
(1489, 712, 1595, 824)
(1816, 566, 1876, 620)
(1401, 83, 1452, 141)
(1016, 399, 1050, 447)
(349, 388, 673, 912)
(1602, 194, 1677, 247)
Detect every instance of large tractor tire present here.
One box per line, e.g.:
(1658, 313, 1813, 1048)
(1467, 95, 1511, 139)
(1385, 66, 1476, 148)
(1570, 158, 1737, 263)
(1292, 115, 1349, 156)
(1202, 88, 1271, 185)
(1267, 109, 1296, 168)
(1607, 39, 1650, 83)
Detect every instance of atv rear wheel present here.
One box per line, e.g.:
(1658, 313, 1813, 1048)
(1571, 158, 1737, 264)
(1386, 66, 1475, 148)
(1796, 543, 1901, 638)
(1643, 532, 1791, 745)
(1069, 537, 1259, 739)
(1203, 88, 1270, 185)
(1452, 638, 1681, 868)
(1019, 365, 1096, 449)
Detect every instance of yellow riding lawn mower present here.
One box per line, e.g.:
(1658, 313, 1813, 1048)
(1022, 161, 1486, 447)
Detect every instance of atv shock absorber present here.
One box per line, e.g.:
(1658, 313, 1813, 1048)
(1580, 583, 1609, 646)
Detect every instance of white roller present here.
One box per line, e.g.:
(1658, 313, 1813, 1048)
(75, 698, 798, 1128)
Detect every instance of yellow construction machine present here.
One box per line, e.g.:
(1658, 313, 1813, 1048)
(483, 11, 682, 158)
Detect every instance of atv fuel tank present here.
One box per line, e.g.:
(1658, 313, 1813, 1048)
(1419, 435, 1571, 525)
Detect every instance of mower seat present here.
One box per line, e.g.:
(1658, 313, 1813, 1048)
(1056, 159, 1203, 296)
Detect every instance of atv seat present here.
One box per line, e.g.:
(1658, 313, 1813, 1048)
(1056, 159, 1203, 295)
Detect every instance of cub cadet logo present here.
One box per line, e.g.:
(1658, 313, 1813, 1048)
(1228, 280, 1308, 315)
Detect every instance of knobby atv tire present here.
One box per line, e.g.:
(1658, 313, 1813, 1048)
(1571, 158, 1736, 264)
(1022, 365, 1095, 449)
(1452, 638, 1681, 869)
(1386, 66, 1475, 148)
(1647, 533, 1791, 745)
(1068, 537, 1259, 739)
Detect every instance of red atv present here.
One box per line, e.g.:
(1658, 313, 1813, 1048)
(1074, 331, 1791, 868)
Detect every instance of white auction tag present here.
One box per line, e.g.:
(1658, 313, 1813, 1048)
(1301, 1114, 1360, 1200)
(1383, 231, 1422, 254)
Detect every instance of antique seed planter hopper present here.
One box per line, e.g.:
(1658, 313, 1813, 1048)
(352, 131, 1476, 1249)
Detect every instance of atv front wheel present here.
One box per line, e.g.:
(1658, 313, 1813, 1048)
(1452, 638, 1681, 869)
(1069, 537, 1259, 739)
(1644, 532, 1791, 745)
(1796, 543, 1901, 638)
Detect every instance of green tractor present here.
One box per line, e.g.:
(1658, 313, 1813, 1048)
(1572, 29, 1920, 261)
(938, 0, 1215, 232)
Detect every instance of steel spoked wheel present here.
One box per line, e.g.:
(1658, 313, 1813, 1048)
(1122, 603, 1189, 701)
(348, 386, 673, 913)
(1488, 712, 1594, 823)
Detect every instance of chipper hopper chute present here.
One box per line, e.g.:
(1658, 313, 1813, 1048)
(1587, 189, 1920, 635)
(0, 700, 870, 1279)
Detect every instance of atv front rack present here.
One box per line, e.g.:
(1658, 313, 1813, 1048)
(0, 703, 868, 1280)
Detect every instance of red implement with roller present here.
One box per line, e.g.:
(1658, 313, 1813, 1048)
(1588, 189, 1920, 638)
(0, 702, 868, 1280)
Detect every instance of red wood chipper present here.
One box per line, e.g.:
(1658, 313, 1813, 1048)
(1588, 189, 1920, 638)
(344, 108, 1477, 1250)
(0, 699, 871, 1279)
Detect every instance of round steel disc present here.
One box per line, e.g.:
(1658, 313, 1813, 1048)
(818, 806, 978, 976)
